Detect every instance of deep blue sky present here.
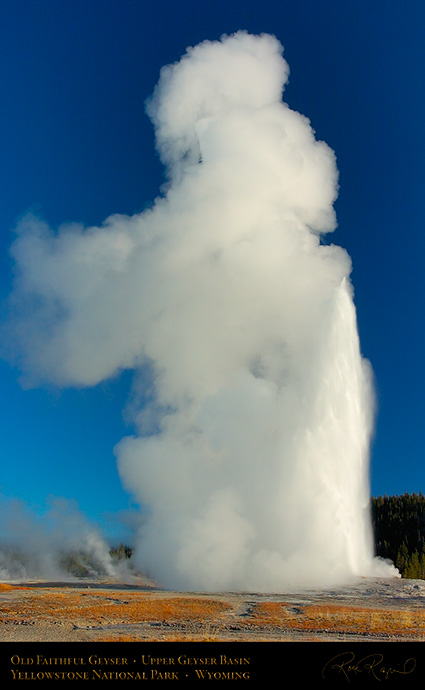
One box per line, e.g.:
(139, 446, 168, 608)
(1, 0, 424, 539)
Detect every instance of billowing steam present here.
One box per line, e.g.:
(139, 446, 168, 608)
(0, 496, 131, 581)
(3, 32, 398, 590)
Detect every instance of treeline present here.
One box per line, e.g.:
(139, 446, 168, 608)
(110, 543, 133, 562)
(371, 492, 425, 579)
(61, 543, 133, 577)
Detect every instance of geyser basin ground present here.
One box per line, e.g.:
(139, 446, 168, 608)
(0, 576, 424, 642)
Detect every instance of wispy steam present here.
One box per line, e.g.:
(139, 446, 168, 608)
(0, 496, 130, 580)
(2, 32, 398, 590)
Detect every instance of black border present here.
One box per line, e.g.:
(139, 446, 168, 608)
(1, 640, 423, 685)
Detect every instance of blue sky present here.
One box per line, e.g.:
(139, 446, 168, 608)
(1, 0, 425, 542)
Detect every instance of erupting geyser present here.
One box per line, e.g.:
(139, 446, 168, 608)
(4, 32, 398, 590)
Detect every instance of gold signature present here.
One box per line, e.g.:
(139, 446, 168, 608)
(322, 652, 416, 682)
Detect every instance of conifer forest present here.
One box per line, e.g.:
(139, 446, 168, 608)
(372, 492, 425, 579)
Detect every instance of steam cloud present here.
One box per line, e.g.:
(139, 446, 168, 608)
(3, 32, 398, 590)
(0, 496, 130, 580)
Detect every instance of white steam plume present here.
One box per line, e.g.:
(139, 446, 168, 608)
(0, 496, 129, 580)
(2, 32, 398, 590)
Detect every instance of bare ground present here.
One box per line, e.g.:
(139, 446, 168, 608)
(1, 575, 425, 643)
